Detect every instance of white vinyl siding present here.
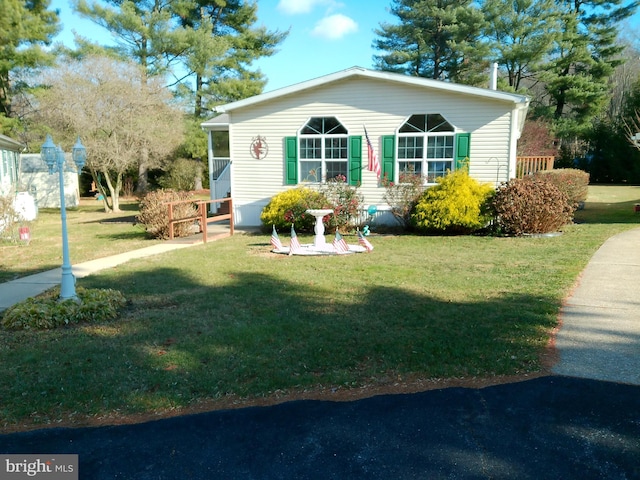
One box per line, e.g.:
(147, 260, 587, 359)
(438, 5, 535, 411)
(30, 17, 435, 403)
(221, 77, 517, 226)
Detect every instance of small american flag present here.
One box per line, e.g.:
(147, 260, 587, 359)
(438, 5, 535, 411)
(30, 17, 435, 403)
(289, 224, 302, 255)
(332, 229, 350, 253)
(364, 126, 381, 179)
(270, 225, 282, 251)
(357, 230, 374, 252)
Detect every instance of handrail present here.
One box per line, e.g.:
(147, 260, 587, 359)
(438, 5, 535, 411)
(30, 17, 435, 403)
(166, 197, 233, 242)
(516, 156, 555, 178)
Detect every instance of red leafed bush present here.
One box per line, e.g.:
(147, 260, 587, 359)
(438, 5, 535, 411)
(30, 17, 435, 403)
(491, 176, 574, 235)
(534, 169, 589, 210)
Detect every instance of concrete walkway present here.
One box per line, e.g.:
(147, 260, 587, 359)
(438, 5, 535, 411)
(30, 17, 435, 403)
(0, 225, 231, 313)
(552, 227, 640, 385)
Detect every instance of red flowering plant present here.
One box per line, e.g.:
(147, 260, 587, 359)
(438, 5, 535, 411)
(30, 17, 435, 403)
(321, 174, 363, 232)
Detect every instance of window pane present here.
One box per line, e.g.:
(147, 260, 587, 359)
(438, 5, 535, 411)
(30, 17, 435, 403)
(325, 161, 348, 180)
(426, 136, 454, 158)
(325, 137, 347, 159)
(300, 138, 321, 159)
(301, 117, 347, 134)
(426, 114, 454, 132)
(398, 136, 423, 159)
(427, 161, 452, 182)
(399, 161, 422, 175)
(399, 114, 426, 133)
(300, 160, 322, 182)
(212, 131, 230, 157)
(301, 117, 324, 134)
(324, 117, 347, 134)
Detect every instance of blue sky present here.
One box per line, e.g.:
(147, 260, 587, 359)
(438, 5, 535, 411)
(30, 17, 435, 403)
(51, 0, 639, 92)
(50, 0, 394, 91)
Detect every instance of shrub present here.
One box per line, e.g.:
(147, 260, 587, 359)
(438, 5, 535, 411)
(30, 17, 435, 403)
(382, 171, 426, 228)
(320, 175, 364, 232)
(411, 170, 494, 234)
(535, 169, 589, 209)
(491, 176, 574, 235)
(158, 158, 202, 191)
(0, 194, 17, 241)
(1, 287, 127, 330)
(260, 187, 329, 232)
(136, 189, 197, 239)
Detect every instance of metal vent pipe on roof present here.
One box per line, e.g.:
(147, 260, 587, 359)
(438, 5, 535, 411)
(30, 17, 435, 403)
(490, 63, 498, 90)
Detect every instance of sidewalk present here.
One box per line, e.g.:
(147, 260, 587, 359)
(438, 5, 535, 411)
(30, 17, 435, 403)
(0, 224, 231, 313)
(552, 227, 640, 385)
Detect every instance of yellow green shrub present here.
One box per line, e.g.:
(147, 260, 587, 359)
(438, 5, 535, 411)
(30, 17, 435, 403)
(260, 187, 329, 232)
(411, 170, 494, 234)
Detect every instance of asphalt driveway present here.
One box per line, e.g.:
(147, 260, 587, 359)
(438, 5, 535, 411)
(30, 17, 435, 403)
(1, 376, 639, 479)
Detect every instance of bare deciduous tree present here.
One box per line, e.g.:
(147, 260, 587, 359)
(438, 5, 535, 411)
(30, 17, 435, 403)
(33, 55, 184, 212)
(627, 111, 640, 151)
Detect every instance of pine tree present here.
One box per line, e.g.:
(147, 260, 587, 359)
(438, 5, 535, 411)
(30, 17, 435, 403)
(538, 0, 638, 137)
(0, 0, 60, 126)
(482, 0, 563, 91)
(373, 0, 489, 85)
(175, 0, 288, 117)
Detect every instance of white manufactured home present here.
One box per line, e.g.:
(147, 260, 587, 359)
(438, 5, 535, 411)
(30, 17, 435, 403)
(0, 134, 22, 196)
(201, 67, 530, 228)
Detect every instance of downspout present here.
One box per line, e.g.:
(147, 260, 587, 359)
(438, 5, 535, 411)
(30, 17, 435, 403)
(508, 99, 530, 180)
(207, 128, 215, 213)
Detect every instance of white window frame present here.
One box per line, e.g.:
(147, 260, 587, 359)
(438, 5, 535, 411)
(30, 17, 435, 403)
(298, 116, 349, 183)
(397, 114, 456, 184)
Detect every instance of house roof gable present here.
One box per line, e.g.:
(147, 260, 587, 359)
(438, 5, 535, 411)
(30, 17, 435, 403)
(203, 66, 529, 125)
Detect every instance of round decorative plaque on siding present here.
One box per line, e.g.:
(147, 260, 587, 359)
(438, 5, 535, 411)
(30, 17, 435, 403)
(250, 136, 268, 160)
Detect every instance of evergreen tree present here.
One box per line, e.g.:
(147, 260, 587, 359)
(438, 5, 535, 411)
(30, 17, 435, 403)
(72, 0, 187, 81)
(0, 0, 60, 129)
(373, 0, 488, 85)
(538, 0, 638, 137)
(175, 0, 288, 117)
(482, 0, 562, 91)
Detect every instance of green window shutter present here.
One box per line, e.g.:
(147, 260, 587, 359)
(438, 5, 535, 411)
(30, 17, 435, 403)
(348, 136, 362, 185)
(381, 135, 395, 183)
(285, 136, 298, 185)
(455, 133, 471, 170)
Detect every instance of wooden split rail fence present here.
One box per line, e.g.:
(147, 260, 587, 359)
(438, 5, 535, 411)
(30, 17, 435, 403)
(166, 197, 234, 243)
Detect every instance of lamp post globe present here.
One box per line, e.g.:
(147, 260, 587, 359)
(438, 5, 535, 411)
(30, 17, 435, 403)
(41, 134, 58, 174)
(40, 135, 86, 302)
(72, 137, 86, 170)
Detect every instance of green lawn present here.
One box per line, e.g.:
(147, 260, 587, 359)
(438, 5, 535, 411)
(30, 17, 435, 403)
(1, 185, 639, 431)
(0, 200, 160, 283)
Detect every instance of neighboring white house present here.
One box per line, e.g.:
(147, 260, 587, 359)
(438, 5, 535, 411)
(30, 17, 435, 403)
(0, 134, 22, 196)
(201, 66, 530, 228)
(20, 154, 81, 208)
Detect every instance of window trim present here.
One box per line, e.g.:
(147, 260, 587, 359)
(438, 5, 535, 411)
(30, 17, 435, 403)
(396, 114, 457, 184)
(296, 116, 350, 184)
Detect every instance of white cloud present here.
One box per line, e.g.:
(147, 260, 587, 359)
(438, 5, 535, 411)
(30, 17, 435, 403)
(310, 14, 358, 40)
(277, 0, 342, 15)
